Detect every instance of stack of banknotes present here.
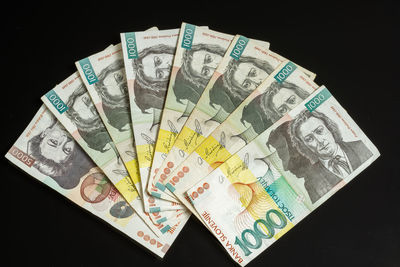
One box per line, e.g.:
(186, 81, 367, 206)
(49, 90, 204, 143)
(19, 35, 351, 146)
(6, 23, 380, 265)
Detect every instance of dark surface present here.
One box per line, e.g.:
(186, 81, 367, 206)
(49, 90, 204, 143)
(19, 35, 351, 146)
(2, 1, 399, 266)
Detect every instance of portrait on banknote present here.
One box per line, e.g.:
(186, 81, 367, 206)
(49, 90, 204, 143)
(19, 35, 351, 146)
(173, 43, 225, 106)
(65, 85, 114, 153)
(241, 81, 311, 136)
(208, 56, 274, 122)
(94, 59, 131, 132)
(267, 110, 373, 204)
(132, 44, 175, 114)
(27, 115, 95, 189)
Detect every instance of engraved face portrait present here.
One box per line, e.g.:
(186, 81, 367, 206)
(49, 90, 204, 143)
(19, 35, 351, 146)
(70, 90, 98, 122)
(133, 44, 175, 113)
(189, 48, 222, 78)
(39, 123, 75, 163)
(241, 81, 311, 135)
(268, 110, 373, 204)
(174, 44, 226, 105)
(297, 116, 338, 159)
(94, 60, 131, 132)
(141, 52, 173, 81)
(28, 116, 95, 189)
(209, 56, 274, 115)
(65, 85, 113, 153)
(291, 111, 345, 164)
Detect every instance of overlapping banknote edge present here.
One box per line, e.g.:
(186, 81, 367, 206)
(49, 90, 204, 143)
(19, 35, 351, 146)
(76, 40, 185, 215)
(152, 51, 317, 196)
(157, 60, 318, 217)
(5, 21, 381, 266)
(120, 28, 184, 208)
(149, 35, 316, 207)
(75, 43, 143, 197)
(40, 71, 190, 237)
(5, 105, 174, 258)
(185, 86, 380, 266)
(147, 30, 273, 198)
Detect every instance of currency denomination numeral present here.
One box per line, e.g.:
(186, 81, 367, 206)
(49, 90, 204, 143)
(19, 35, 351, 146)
(181, 24, 195, 49)
(78, 58, 98, 84)
(307, 94, 325, 110)
(274, 62, 297, 83)
(235, 209, 287, 256)
(125, 32, 138, 59)
(45, 90, 69, 114)
(48, 93, 67, 112)
(82, 63, 97, 83)
(126, 38, 137, 57)
(230, 36, 249, 60)
(182, 29, 193, 48)
(305, 87, 332, 112)
(231, 39, 246, 58)
(9, 146, 35, 167)
(189, 182, 209, 200)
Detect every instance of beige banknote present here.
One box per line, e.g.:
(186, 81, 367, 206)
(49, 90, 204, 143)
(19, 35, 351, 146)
(76, 44, 141, 195)
(147, 25, 268, 198)
(76, 43, 183, 215)
(120, 28, 184, 206)
(166, 61, 318, 216)
(187, 85, 379, 266)
(5, 105, 180, 257)
(41, 72, 189, 235)
(152, 36, 315, 201)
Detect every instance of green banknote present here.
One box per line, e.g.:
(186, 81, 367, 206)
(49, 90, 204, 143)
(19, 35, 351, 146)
(77, 43, 183, 215)
(152, 36, 315, 202)
(165, 61, 318, 215)
(147, 23, 237, 199)
(41, 72, 189, 235)
(120, 28, 185, 209)
(76, 44, 142, 195)
(186, 86, 379, 266)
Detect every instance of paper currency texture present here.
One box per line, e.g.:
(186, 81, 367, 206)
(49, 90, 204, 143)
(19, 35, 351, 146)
(120, 28, 186, 212)
(187, 86, 379, 266)
(150, 33, 273, 199)
(41, 72, 189, 235)
(5, 105, 174, 257)
(165, 61, 318, 216)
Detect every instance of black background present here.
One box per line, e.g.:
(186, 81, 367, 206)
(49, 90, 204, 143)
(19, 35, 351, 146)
(2, 1, 399, 266)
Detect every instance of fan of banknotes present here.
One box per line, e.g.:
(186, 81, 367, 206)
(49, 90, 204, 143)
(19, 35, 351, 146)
(6, 23, 380, 266)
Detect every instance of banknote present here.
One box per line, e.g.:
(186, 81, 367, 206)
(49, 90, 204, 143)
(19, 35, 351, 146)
(75, 44, 141, 195)
(151, 36, 315, 199)
(186, 86, 380, 266)
(150, 209, 188, 226)
(41, 72, 189, 235)
(147, 26, 268, 197)
(76, 43, 182, 214)
(120, 28, 185, 207)
(149, 209, 186, 225)
(164, 61, 318, 216)
(5, 105, 180, 258)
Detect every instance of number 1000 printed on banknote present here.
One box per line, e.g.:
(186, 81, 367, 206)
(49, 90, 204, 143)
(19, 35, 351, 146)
(187, 86, 379, 266)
